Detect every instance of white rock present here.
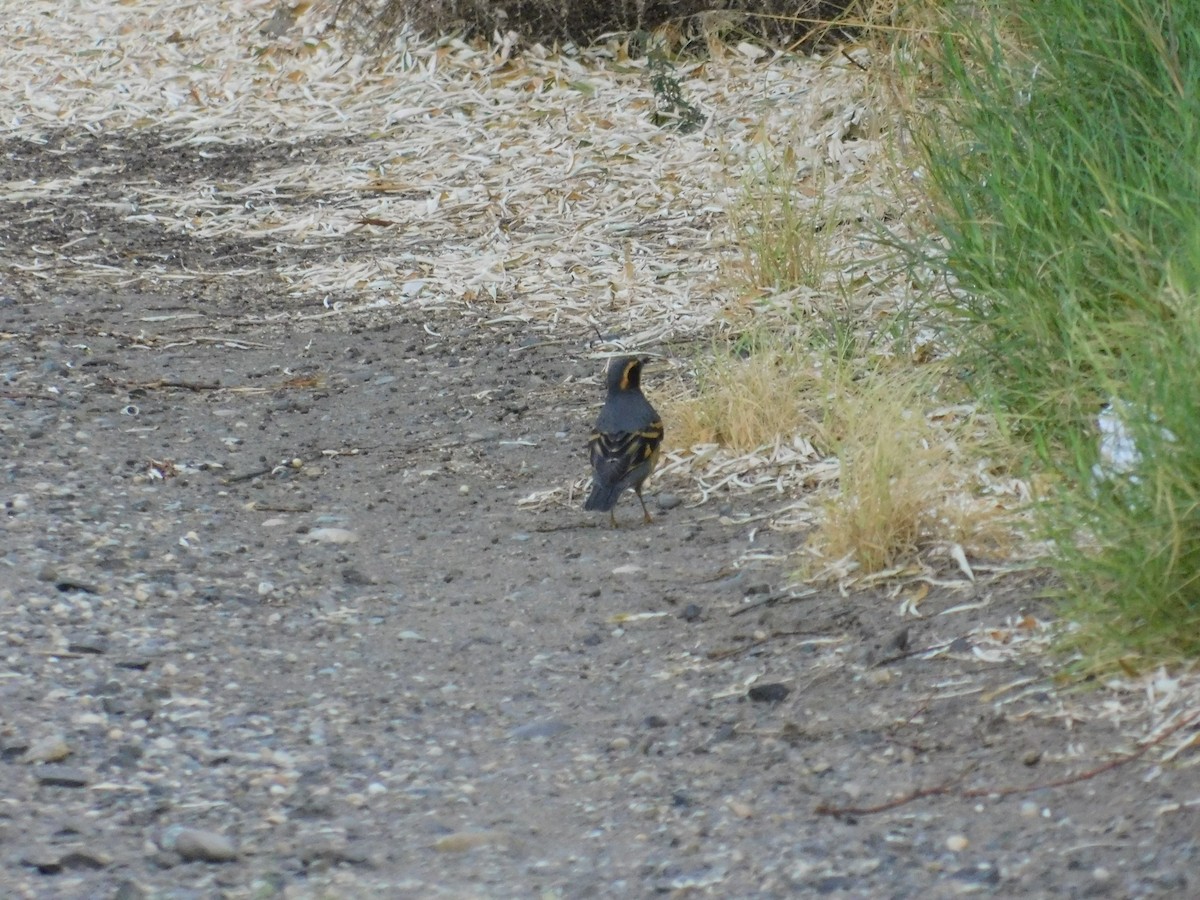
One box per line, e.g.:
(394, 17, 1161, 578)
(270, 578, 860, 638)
(163, 826, 238, 862)
(305, 527, 358, 544)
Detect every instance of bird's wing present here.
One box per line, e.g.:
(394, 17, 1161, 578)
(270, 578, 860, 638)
(589, 420, 663, 485)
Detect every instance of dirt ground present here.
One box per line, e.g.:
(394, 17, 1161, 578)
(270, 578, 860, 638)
(1, 128, 1198, 899)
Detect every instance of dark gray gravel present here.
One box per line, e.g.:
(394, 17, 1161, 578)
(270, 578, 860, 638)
(1, 131, 1197, 899)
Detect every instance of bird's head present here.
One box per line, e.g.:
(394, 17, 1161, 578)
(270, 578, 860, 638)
(607, 356, 646, 393)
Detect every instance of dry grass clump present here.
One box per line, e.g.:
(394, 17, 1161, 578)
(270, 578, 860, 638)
(330, 0, 865, 48)
(806, 368, 1018, 576)
(810, 373, 945, 572)
(668, 333, 1017, 577)
(666, 336, 829, 453)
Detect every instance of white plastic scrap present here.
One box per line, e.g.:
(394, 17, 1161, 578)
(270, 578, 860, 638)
(1093, 402, 1142, 481)
(1092, 400, 1176, 484)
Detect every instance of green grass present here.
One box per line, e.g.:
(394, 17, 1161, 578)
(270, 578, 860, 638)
(918, 0, 1200, 666)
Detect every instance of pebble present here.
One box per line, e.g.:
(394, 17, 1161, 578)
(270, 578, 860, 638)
(946, 834, 970, 852)
(747, 683, 790, 703)
(679, 603, 703, 622)
(305, 527, 358, 544)
(509, 720, 571, 741)
(66, 635, 107, 654)
(627, 769, 656, 787)
(299, 837, 372, 867)
(112, 880, 148, 900)
(163, 826, 238, 863)
(22, 734, 71, 764)
(656, 492, 682, 510)
(34, 764, 90, 787)
(433, 830, 511, 853)
(18, 849, 110, 875)
(58, 848, 112, 870)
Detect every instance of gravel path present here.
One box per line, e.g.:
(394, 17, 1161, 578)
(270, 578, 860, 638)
(2, 6, 1198, 894)
(3, 177, 1198, 896)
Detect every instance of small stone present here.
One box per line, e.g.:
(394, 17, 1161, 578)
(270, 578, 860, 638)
(1023, 749, 1042, 766)
(433, 830, 510, 853)
(1019, 801, 1040, 818)
(679, 603, 702, 623)
(22, 734, 71, 763)
(165, 827, 238, 863)
(305, 527, 358, 544)
(55, 578, 101, 595)
(57, 848, 111, 870)
(112, 880, 148, 900)
(728, 800, 754, 819)
(747, 683, 790, 703)
(300, 837, 372, 867)
(66, 635, 107, 654)
(888, 626, 911, 653)
(711, 723, 737, 743)
(946, 834, 970, 852)
(509, 720, 571, 741)
(627, 769, 656, 787)
(1, 737, 30, 761)
(643, 715, 669, 729)
(655, 492, 681, 510)
(951, 863, 999, 885)
(21, 850, 64, 874)
(34, 764, 89, 788)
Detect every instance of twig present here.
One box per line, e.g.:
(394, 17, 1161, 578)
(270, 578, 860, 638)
(730, 588, 817, 618)
(223, 447, 368, 484)
(840, 48, 868, 72)
(223, 463, 288, 484)
(815, 707, 1200, 817)
(871, 637, 959, 667)
(0, 391, 59, 401)
(708, 629, 834, 661)
(101, 376, 222, 392)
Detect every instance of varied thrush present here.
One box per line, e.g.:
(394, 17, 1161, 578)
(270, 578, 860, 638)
(585, 356, 663, 526)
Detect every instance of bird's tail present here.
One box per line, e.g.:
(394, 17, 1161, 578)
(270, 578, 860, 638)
(584, 481, 620, 512)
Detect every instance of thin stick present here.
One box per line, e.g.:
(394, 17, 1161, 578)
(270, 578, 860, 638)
(815, 707, 1200, 817)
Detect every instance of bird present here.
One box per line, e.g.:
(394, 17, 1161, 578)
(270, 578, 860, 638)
(585, 356, 663, 527)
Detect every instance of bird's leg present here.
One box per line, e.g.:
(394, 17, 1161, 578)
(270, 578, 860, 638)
(636, 488, 653, 524)
(609, 509, 618, 528)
